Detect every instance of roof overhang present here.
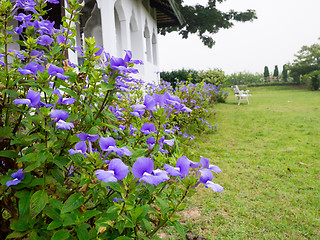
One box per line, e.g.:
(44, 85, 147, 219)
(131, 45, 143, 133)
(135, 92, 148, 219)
(150, 0, 185, 28)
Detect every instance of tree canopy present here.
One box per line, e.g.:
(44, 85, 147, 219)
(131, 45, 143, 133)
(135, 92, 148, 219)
(288, 42, 320, 82)
(159, 0, 257, 48)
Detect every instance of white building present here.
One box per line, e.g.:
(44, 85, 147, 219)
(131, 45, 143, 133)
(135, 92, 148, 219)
(60, 0, 183, 83)
(10, 0, 184, 83)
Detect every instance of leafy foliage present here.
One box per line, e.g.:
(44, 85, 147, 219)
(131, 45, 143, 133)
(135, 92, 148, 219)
(288, 42, 320, 84)
(226, 72, 263, 86)
(282, 65, 288, 82)
(0, 1, 224, 239)
(263, 66, 270, 80)
(158, 0, 257, 48)
(196, 69, 226, 87)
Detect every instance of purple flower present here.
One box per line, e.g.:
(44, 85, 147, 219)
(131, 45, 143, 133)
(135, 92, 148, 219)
(200, 156, 222, 173)
(198, 169, 213, 183)
(37, 35, 54, 46)
(68, 141, 87, 155)
(204, 181, 224, 193)
(13, 90, 40, 108)
(95, 158, 129, 183)
(132, 157, 169, 185)
(143, 95, 156, 112)
(140, 123, 156, 135)
(52, 89, 76, 105)
(107, 146, 132, 157)
(51, 109, 69, 122)
(56, 120, 74, 130)
(48, 64, 69, 80)
(6, 169, 25, 186)
(99, 137, 116, 151)
(164, 156, 200, 177)
(163, 139, 174, 146)
(130, 104, 145, 118)
(57, 34, 66, 44)
(17, 62, 45, 75)
(77, 133, 99, 142)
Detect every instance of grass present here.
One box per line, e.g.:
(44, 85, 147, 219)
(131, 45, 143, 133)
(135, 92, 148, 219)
(163, 86, 320, 239)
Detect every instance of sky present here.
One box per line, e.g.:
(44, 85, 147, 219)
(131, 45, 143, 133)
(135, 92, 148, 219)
(158, 0, 320, 74)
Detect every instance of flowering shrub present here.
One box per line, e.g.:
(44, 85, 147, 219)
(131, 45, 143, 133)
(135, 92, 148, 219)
(0, 0, 223, 239)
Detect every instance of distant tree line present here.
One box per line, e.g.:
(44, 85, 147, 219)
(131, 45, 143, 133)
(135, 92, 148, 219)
(161, 38, 320, 90)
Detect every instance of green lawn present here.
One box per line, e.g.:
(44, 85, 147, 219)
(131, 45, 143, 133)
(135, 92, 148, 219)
(172, 86, 320, 239)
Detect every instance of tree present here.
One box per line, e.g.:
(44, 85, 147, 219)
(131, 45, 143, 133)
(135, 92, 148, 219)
(288, 43, 320, 83)
(159, 0, 257, 48)
(264, 66, 270, 81)
(282, 65, 288, 82)
(273, 65, 279, 79)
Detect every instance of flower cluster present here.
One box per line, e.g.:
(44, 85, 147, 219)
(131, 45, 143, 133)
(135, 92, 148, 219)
(0, 1, 225, 239)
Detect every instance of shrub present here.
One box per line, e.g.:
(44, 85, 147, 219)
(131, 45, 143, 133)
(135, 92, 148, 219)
(196, 69, 226, 87)
(0, 1, 223, 239)
(226, 72, 263, 86)
(160, 69, 198, 88)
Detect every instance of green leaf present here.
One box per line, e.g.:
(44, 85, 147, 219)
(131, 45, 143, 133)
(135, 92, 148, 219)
(174, 221, 186, 240)
(61, 193, 85, 214)
(101, 82, 115, 92)
(11, 219, 30, 231)
(114, 237, 132, 240)
(141, 218, 151, 233)
(51, 44, 62, 55)
(30, 190, 48, 218)
(82, 210, 101, 222)
(6, 231, 28, 239)
(50, 167, 64, 185)
(53, 156, 69, 170)
(155, 196, 169, 213)
(76, 227, 89, 240)
(84, 103, 93, 121)
(60, 87, 78, 99)
(17, 152, 37, 163)
(0, 150, 19, 158)
(51, 229, 70, 240)
(18, 191, 31, 217)
(47, 219, 63, 230)
(0, 126, 12, 139)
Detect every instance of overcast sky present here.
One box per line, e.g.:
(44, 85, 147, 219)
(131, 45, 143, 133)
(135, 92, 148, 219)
(158, 0, 320, 74)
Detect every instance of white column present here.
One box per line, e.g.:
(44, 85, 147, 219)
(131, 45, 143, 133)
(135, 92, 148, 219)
(96, 0, 117, 55)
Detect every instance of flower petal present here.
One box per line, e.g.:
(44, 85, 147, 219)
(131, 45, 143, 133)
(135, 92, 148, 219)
(108, 158, 129, 180)
(199, 169, 213, 184)
(132, 157, 154, 178)
(205, 181, 224, 193)
(95, 170, 117, 183)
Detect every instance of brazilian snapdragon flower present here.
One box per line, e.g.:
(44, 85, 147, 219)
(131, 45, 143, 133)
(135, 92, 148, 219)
(68, 141, 87, 156)
(52, 89, 76, 105)
(13, 90, 40, 107)
(99, 136, 132, 158)
(37, 35, 54, 46)
(17, 62, 45, 75)
(164, 156, 200, 178)
(95, 158, 130, 183)
(132, 157, 169, 186)
(77, 133, 99, 153)
(6, 169, 25, 187)
(56, 120, 74, 130)
(130, 104, 145, 118)
(48, 64, 69, 80)
(50, 109, 74, 130)
(200, 156, 222, 173)
(140, 123, 156, 135)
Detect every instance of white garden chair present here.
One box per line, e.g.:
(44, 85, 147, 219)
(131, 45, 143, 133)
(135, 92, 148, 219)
(231, 85, 251, 105)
